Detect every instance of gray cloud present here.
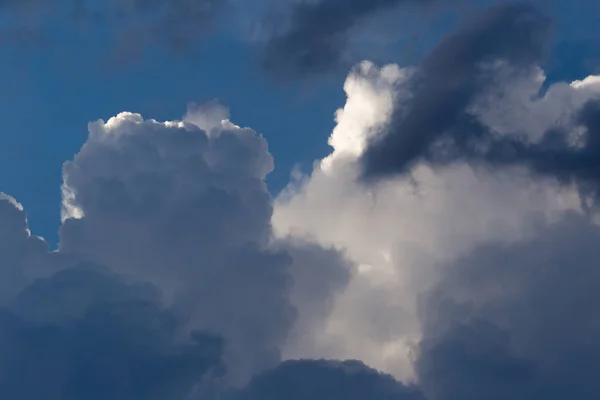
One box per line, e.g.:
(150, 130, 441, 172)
(360, 2, 551, 178)
(237, 359, 425, 400)
(0, 104, 355, 397)
(262, 0, 443, 79)
(57, 110, 294, 384)
(415, 212, 600, 400)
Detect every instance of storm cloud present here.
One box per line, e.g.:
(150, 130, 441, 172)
(262, 0, 462, 79)
(359, 2, 600, 208)
(360, 2, 551, 177)
(237, 359, 425, 400)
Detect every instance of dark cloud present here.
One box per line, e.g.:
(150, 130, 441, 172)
(263, 0, 442, 79)
(440, 98, 600, 210)
(57, 111, 295, 384)
(415, 212, 600, 400)
(237, 359, 425, 400)
(0, 266, 225, 400)
(0, 194, 64, 305)
(359, 3, 600, 208)
(360, 2, 552, 179)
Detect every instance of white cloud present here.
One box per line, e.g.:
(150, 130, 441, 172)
(273, 61, 600, 381)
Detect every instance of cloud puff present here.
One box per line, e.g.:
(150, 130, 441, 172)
(0, 100, 353, 397)
(56, 106, 351, 385)
(360, 2, 551, 179)
(267, 5, 600, 393)
(273, 57, 596, 380)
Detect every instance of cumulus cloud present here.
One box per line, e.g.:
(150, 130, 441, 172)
(0, 101, 354, 398)
(358, 2, 600, 211)
(1, 266, 225, 400)
(273, 2, 600, 384)
(272, 5, 600, 392)
(0, 196, 224, 400)
(56, 105, 352, 385)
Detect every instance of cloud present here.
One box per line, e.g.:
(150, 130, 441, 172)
(273, 58, 591, 380)
(0, 100, 354, 398)
(0, 195, 225, 399)
(360, 2, 551, 178)
(0, 266, 225, 400)
(56, 105, 351, 385)
(237, 359, 424, 400)
(357, 3, 600, 210)
(416, 212, 600, 400)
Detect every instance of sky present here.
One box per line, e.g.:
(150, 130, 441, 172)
(2, 0, 600, 399)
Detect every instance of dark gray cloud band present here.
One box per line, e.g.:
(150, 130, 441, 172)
(360, 2, 552, 177)
(263, 0, 429, 79)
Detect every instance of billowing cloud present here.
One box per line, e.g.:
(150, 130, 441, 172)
(56, 105, 351, 385)
(0, 196, 224, 400)
(360, 2, 551, 178)
(0, 194, 64, 305)
(273, 58, 595, 380)
(1, 266, 225, 400)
